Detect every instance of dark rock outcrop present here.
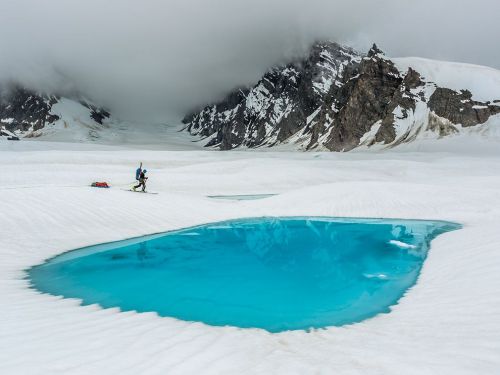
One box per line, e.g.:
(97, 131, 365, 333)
(324, 45, 406, 151)
(428, 88, 500, 127)
(0, 85, 60, 133)
(80, 100, 111, 125)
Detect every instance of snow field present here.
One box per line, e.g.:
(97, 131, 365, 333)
(0, 140, 500, 374)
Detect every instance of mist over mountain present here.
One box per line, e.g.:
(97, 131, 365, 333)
(1, 0, 499, 122)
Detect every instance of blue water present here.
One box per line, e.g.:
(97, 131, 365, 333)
(28, 217, 460, 332)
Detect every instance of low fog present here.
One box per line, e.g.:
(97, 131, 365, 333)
(0, 0, 498, 121)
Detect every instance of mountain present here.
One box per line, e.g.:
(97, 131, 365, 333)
(0, 83, 200, 147)
(0, 84, 111, 140)
(182, 42, 500, 151)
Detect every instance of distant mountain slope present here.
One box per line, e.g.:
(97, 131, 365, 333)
(0, 83, 200, 147)
(183, 42, 500, 151)
(0, 84, 111, 141)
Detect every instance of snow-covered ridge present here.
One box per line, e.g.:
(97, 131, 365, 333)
(393, 57, 500, 103)
(183, 42, 500, 152)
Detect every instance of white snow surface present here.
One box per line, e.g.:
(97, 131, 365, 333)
(393, 57, 500, 102)
(1, 138, 500, 374)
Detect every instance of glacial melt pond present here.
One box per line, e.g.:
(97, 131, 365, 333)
(28, 217, 460, 332)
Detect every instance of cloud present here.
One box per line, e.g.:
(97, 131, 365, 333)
(0, 0, 498, 121)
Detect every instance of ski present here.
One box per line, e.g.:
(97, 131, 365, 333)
(121, 189, 159, 195)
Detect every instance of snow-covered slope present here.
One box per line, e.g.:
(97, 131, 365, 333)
(31, 98, 112, 142)
(32, 98, 190, 147)
(0, 85, 112, 141)
(393, 57, 500, 102)
(183, 43, 500, 151)
(0, 85, 197, 147)
(1, 142, 500, 374)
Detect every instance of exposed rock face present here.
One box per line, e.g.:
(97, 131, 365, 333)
(324, 47, 406, 151)
(185, 42, 362, 150)
(183, 42, 500, 151)
(0, 86, 60, 133)
(80, 101, 111, 125)
(428, 88, 500, 127)
(0, 84, 111, 137)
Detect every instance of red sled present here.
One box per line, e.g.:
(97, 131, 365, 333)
(91, 182, 110, 188)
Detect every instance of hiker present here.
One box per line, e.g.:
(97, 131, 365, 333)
(133, 169, 148, 192)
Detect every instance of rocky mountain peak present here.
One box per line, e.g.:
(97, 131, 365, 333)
(367, 43, 384, 57)
(183, 40, 500, 151)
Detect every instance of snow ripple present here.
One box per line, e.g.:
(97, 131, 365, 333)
(1, 145, 499, 374)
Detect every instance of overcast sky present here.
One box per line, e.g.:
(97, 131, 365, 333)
(0, 0, 498, 121)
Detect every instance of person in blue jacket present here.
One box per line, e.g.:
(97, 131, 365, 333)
(133, 169, 148, 192)
(135, 162, 143, 181)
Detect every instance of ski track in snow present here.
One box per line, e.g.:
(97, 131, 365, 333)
(1, 139, 500, 374)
